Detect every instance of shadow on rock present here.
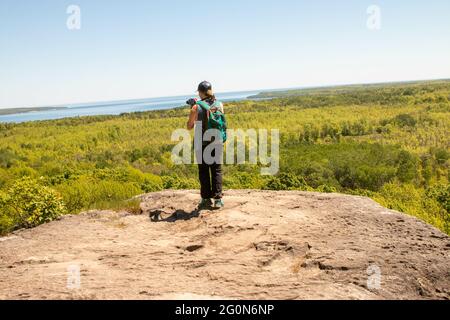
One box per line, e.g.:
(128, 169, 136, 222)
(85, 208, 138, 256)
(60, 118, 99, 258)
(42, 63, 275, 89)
(149, 208, 200, 223)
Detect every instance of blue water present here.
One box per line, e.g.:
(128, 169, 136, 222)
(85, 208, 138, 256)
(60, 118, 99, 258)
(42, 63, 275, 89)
(0, 90, 261, 123)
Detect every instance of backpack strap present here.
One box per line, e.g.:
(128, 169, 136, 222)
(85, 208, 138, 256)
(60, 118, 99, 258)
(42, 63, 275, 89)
(197, 100, 223, 112)
(196, 100, 210, 134)
(196, 100, 211, 111)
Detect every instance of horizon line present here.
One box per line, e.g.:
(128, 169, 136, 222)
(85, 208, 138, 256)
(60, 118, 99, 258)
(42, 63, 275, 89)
(1, 77, 449, 111)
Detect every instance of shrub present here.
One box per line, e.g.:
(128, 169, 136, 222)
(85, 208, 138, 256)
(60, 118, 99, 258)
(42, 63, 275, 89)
(426, 184, 450, 213)
(426, 184, 450, 233)
(373, 182, 446, 232)
(141, 174, 164, 192)
(355, 165, 397, 191)
(396, 151, 419, 183)
(393, 114, 417, 127)
(2, 177, 66, 229)
(265, 172, 311, 191)
(161, 175, 199, 190)
(0, 168, 13, 189)
(316, 185, 337, 193)
(0, 191, 14, 235)
(299, 164, 337, 189)
(0, 148, 17, 169)
(57, 177, 142, 213)
(432, 148, 450, 165)
(224, 172, 268, 189)
(0, 212, 14, 235)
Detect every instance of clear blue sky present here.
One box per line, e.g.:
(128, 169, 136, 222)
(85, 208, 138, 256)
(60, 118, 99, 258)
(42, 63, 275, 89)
(1, 0, 449, 108)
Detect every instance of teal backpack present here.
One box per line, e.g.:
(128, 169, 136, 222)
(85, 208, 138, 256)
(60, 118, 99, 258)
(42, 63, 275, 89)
(196, 100, 227, 143)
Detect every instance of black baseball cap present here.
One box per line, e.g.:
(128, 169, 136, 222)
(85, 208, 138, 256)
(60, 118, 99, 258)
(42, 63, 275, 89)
(197, 81, 212, 93)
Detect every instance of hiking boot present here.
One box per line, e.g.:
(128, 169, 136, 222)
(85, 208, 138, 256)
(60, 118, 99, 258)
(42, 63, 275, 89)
(213, 199, 224, 209)
(198, 198, 213, 209)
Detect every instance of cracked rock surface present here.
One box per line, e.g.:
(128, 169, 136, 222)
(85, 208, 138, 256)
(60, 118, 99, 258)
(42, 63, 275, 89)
(1, 190, 449, 300)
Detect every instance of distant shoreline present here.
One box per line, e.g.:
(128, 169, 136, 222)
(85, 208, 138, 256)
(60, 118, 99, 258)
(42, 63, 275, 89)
(1, 78, 449, 121)
(247, 78, 450, 99)
(0, 106, 66, 116)
(1, 78, 447, 116)
(0, 90, 259, 123)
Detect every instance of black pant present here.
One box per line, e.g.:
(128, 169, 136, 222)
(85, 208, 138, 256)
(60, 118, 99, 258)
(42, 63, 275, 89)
(197, 145, 223, 199)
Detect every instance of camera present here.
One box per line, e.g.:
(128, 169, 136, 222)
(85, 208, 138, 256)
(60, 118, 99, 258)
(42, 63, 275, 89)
(186, 98, 197, 107)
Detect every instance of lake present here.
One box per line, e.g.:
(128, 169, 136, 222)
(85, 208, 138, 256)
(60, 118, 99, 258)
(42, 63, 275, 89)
(0, 90, 262, 123)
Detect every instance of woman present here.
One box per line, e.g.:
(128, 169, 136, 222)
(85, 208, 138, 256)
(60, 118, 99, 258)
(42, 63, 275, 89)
(187, 81, 224, 209)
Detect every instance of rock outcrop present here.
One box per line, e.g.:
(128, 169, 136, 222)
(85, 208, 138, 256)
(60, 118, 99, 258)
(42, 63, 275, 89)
(0, 190, 449, 299)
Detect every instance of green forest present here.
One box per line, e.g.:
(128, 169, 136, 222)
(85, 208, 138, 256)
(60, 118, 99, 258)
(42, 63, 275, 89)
(1, 80, 449, 235)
